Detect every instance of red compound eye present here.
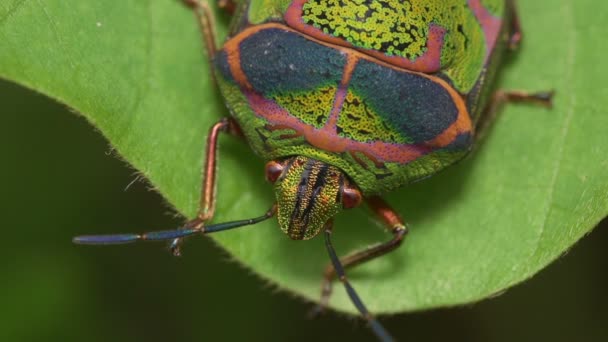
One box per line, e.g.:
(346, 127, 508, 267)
(265, 160, 284, 183)
(342, 185, 362, 209)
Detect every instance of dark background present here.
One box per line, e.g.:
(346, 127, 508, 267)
(1, 78, 606, 341)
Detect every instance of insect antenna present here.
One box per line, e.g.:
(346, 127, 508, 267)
(73, 205, 276, 245)
(323, 224, 394, 342)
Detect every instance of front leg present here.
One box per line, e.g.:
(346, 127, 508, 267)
(312, 196, 408, 315)
(169, 117, 242, 256)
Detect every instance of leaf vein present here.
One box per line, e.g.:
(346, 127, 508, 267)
(0, 0, 29, 27)
(36, 0, 76, 70)
(527, 0, 577, 266)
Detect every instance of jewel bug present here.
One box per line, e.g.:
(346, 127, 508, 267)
(74, 0, 553, 341)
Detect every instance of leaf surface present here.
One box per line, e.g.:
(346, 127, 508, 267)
(1, 0, 606, 313)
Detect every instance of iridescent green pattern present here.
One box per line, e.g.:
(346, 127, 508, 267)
(337, 90, 410, 144)
(274, 156, 343, 240)
(272, 86, 336, 129)
(302, 0, 429, 59)
(299, 0, 487, 92)
(248, 0, 292, 24)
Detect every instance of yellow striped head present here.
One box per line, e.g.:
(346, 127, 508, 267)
(265, 156, 362, 240)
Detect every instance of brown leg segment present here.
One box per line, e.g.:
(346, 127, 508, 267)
(183, 0, 219, 60)
(198, 118, 242, 220)
(217, 0, 237, 14)
(312, 196, 408, 315)
(507, 0, 522, 50)
(475, 90, 554, 141)
(170, 117, 241, 256)
(170, 1, 241, 255)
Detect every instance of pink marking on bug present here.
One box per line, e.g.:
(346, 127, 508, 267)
(242, 53, 432, 164)
(220, 23, 473, 165)
(467, 0, 502, 60)
(324, 54, 357, 131)
(245, 90, 431, 164)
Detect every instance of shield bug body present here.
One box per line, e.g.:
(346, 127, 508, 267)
(74, 1, 552, 341)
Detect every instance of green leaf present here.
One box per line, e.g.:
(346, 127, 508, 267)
(1, 0, 606, 314)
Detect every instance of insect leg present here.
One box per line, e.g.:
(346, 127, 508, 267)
(169, 117, 242, 255)
(312, 196, 407, 316)
(323, 222, 395, 342)
(72, 117, 254, 250)
(507, 0, 522, 50)
(475, 90, 554, 141)
(183, 0, 219, 60)
(217, 0, 237, 14)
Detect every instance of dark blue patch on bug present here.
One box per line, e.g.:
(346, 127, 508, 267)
(238, 28, 345, 95)
(214, 50, 234, 84)
(349, 59, 459, 143)
(443, 132, 473, 152)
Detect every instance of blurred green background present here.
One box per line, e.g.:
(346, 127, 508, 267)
(1, 78, 606, 341)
